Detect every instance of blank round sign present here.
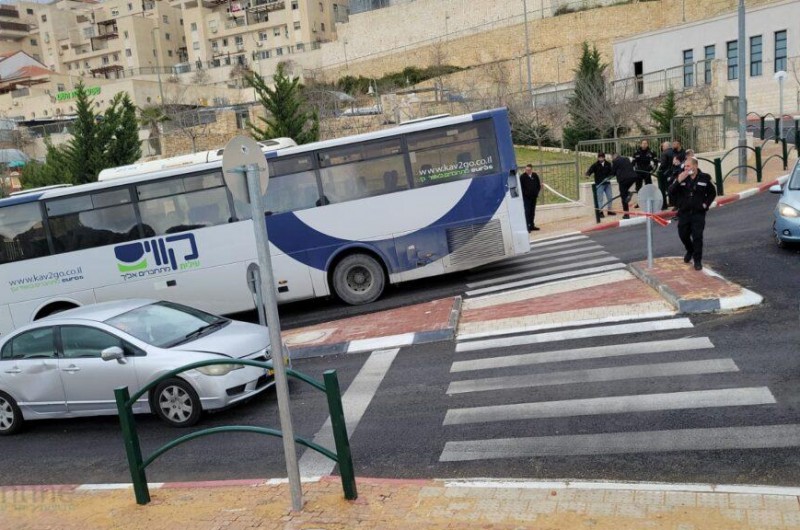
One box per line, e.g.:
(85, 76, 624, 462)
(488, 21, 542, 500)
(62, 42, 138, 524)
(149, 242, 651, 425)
(222, 136, 270, 205)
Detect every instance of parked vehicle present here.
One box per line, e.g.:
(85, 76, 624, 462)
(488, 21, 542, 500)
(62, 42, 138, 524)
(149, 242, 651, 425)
(0, 299, 284, 434)
(770, 159, 800, 248)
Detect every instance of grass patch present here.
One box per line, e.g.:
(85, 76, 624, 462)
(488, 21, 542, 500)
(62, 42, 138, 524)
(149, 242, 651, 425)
(514, 146, 576, 165)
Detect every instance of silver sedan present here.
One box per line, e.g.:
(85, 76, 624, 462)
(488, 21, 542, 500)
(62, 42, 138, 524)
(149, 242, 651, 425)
(0, 299, 284, 434)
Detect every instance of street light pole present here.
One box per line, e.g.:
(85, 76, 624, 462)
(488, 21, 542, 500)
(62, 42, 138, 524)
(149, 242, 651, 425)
(737, 0, 747, 183)
(152, 26, 165, 105)
(522, 0, 534, 108)
(775, 71, 787, 139)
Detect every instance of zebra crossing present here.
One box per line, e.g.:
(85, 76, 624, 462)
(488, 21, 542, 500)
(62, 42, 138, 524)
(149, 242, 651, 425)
(439, 317, 799, 463)
(464, 234, 626, 297)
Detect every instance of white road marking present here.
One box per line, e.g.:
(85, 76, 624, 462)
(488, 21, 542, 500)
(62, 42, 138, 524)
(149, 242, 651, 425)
(446, 359, 738, 394)
(450, 337, 715, 373)
(466, 256, 620, 289)
(473, 244, 604, 272)
(442, 387, 775, 425)
(298, 348, 400, 477)
(467, 251, 610, 282)
(347, 333, 415, 354)
(455, 318, 694, 352)
(465, 263, 627, 297)
(529, 232, 584, 244)
(530, 234, 588, 247)
(439, 424, 800, 462)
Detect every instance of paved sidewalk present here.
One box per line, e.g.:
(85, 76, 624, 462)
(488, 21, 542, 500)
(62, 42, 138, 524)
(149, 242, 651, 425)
(282, 297, 460, 358)
(458, 269, 674, 339)
(3, 477, 800, 529)
(630, 258, 763, 313)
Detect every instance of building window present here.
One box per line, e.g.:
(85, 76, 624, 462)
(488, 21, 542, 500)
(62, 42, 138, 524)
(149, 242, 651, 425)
(102, 56, 109, 65)
(193, 41, 200, 50)
(297, 42, 305, 51)
(292, 1, 298, 9)
(124, 30, 129, 39)
(222, 38, 228, 46)
(125, 48, 132, 57)
(41, 14, 47, 22)
(168, 50, 173, 57)
(67, 63, 71, 70)
(27, 8, 34, 14)
(111, 8, 119, 16)
(44, 32, 50, 43)
(321, 22, 325, 31)
(682, 49, 693, 87)
(85, 61, 90, 68)
(294, 21, 301, 30)
(191, 22, 197, 31)
(259, 31, 267, 40)
(162, 15, 169, 24)
(750, 35, 762, 77)
(319, 2, 323, 11)
(726, 40, 738, 80)
(57, 83, 65, 91)
(704, 45, 715, 84)
(165, 32, 171, 40)
(113, 53, 119, 61)
(273, 27, 281, 36)
(30, 38, 37, 46)
(775, 30, 787, 72)
(235, 36, 243, 47)
(153, 49, 157, 56)
(276, 47, 283, 56)
(128, 3, 133, 10)
(235, 108, 249, 129)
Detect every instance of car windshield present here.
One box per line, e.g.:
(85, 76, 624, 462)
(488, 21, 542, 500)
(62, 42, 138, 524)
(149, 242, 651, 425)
(106, 301, 227, 348)
(790, 163, 800, 190)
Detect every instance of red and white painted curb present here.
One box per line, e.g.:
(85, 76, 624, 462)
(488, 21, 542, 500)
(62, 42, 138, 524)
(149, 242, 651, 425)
(582, 174, 791, 233)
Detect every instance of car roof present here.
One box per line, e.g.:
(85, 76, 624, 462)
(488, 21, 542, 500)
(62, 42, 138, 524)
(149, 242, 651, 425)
(40, 299, 157, 323)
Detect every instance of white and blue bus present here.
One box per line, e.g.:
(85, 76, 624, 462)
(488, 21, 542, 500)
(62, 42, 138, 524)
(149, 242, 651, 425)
(0, 108, 528, 335)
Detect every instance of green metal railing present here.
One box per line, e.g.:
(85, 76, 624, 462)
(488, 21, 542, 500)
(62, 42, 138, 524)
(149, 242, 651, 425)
(114, 359, 357, 505)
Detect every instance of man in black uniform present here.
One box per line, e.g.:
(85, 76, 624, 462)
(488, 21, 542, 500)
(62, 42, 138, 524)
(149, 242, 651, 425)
(519, 164, 542, 232)
(632, 139, 656, 192)
(585, 152, 615, 218)
(669, 157, 717, 270)
(611, 153, 637, 219)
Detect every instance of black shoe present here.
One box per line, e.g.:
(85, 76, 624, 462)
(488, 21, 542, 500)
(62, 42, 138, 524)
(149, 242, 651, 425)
(607, 211, 617, 216)
(684, 252, 692, 263)
(694, 262, 702, 271)
(531, 226, 541, 231)
(622, 214, 630, 220)
(598, 212, 605, 219)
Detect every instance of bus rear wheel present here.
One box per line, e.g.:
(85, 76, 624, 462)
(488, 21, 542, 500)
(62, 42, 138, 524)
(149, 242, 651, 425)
(332, 254, 385, 305)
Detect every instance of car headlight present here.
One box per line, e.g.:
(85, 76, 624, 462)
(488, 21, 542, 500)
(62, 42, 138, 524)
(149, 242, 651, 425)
(779, 204, 800, 218)
(196, 363, 244, 376)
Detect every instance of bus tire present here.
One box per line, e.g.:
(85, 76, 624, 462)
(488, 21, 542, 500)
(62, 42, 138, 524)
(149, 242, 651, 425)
(332, 253, 385, 305)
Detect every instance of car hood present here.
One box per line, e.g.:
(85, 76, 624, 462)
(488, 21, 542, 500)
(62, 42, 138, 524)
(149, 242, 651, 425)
(169, 321, 270, 358)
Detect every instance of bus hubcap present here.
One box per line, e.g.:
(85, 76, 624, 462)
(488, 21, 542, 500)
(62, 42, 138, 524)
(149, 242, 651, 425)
(346, 266, 372, 292)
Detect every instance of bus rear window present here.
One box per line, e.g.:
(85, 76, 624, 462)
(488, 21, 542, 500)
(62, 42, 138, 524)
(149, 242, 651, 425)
(407, 120, 499, 186)
(0, 202, 49, 265)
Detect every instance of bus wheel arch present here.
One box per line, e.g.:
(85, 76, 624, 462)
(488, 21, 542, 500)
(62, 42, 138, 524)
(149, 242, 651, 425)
(328, 248, 387, 305)
(34, 301, 81, 321)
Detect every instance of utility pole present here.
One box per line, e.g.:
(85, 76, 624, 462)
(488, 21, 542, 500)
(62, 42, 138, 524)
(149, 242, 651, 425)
(737, 0, 747, 183)
(523, 0, 534, 108)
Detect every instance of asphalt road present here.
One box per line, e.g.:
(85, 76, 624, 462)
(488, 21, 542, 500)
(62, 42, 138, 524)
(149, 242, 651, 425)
(5, 191, 799, 487)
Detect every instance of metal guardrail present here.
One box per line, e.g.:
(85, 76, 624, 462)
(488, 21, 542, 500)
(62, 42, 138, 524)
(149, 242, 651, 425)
(114, 358, 357, 505)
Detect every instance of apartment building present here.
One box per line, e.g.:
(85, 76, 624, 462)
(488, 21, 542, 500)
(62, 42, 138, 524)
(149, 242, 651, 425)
(175, 0, 348, 72)
(0, 3, 41, 59)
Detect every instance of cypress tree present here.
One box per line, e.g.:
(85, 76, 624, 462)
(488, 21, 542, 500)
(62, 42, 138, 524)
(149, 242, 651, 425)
(63, 81, 99, 184)
(563, 42, 606, 149)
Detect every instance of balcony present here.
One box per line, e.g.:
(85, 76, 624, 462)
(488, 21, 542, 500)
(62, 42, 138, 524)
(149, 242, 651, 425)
(0, 20, 30, 38)
(224, 17, 247, 30)
(201, 0, 228, 6)
(249, 0, 286, 13)
(0, 6, 20, 18)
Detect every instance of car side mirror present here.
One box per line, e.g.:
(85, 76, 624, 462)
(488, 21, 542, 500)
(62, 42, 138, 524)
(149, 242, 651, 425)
(507, 171, 519, 198)
(769, 184, 783, 194)
(101, 346, 125, 363)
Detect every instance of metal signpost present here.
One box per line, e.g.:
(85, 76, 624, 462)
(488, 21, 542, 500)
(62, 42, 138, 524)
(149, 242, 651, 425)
(638, 184, 663, 269)
(223, 137, 303, 511)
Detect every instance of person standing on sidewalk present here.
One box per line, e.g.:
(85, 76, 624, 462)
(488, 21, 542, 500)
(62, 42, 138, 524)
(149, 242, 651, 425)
(632, 139, 656, 192)
(519, 164, 541, 232)
(669, 157, 717, 270)
(586, 152, 615, 218)
(657, 141, 674, 205)
(611, 153, 638, 219)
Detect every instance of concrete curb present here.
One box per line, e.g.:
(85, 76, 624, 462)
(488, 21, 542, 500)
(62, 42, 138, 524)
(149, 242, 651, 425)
(581, 174, 790, 234)
(628, 262, 763, 314)
(288, 296, 463, 360)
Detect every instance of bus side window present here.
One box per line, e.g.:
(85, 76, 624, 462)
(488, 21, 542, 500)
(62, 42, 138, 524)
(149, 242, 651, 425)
(0, 202, 51, 264)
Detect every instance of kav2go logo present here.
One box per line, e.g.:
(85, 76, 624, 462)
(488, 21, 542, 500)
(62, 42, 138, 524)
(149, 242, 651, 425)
(114, 233, 200, 280)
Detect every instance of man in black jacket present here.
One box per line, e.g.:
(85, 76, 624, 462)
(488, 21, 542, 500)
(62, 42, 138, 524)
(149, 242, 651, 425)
(632, 139, 655, 192)
(668, 157, 717, 270)
(585, 152, 615, 218)
(519, 164, 542, 232)
(611, 153, 637, 219)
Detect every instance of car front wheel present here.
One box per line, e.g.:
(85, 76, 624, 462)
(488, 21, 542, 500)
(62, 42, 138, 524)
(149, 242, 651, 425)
(0, 391, 23, 435)
(152, 378, 202, 427)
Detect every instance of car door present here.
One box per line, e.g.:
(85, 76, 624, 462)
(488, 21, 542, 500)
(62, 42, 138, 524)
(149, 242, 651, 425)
(0, 326, 67, 416)
(57, 325, 141, 415)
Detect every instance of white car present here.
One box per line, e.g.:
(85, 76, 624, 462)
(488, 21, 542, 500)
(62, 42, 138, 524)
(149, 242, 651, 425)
(0, 299, 285, 434)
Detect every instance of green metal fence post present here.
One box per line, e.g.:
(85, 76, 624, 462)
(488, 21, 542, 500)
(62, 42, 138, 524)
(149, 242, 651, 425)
(774, 117, 780, 143)
(114, 387, 150, 505)
(782, 138, 789, 170)
(323, 370, 357, 501)
(760, 116, 766, 140)
(591, 183, 600, 223)
(714, 158, 724, 197)
(754, 146, 763, 183)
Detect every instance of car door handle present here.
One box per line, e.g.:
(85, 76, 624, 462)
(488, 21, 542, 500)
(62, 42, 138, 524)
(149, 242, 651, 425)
(62, 365, 81, 373)
(3, 368, 21, 374)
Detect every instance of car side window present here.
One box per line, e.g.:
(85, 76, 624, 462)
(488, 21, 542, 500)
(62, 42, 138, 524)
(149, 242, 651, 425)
(60, 326, 125, 359)
(1, 328, 56, 360)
